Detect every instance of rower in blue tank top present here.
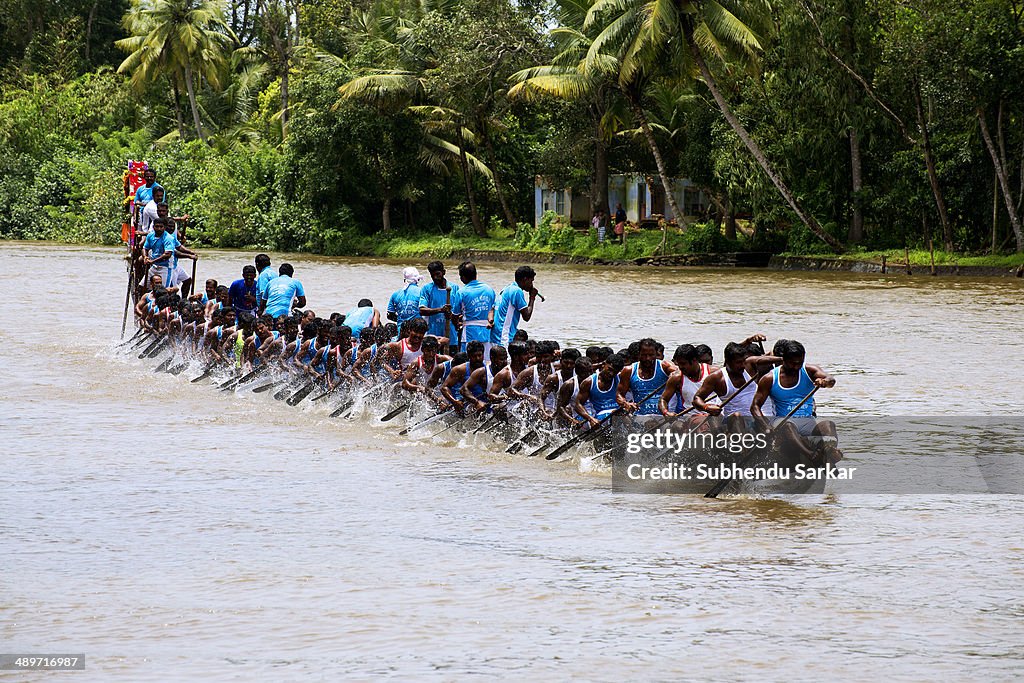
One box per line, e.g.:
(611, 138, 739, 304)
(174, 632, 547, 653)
(750, 340, 840, 459)
(440, 341, 487, 411)
(621, 339, 674, 416)
(770, 364, 816, 416)
(576, 353, 627, 426)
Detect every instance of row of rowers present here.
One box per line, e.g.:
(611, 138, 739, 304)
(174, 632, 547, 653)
(135, 262, 837, 431)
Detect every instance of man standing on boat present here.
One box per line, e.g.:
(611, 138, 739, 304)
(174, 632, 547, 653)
(491, 265, 539, 352)
(260, 263, 306, 319)
(228, 265, 259, 323)
(255, 254, 277, 311)
(388, 267, 424, 328)
(455, 261, 496, 358)
(419, 261, 461, 352)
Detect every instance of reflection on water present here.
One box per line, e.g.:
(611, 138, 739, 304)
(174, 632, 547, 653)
(1, 242, 1023, 680)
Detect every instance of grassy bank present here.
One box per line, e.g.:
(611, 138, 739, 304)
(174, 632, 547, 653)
(332, 212, 748, 261)
(788, 248, 1024, 269)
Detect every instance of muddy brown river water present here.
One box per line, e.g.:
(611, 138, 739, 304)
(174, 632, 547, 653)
(1, 242, 1022, 680)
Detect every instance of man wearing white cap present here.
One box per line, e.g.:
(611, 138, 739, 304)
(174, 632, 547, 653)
(387, 267, 424, 329)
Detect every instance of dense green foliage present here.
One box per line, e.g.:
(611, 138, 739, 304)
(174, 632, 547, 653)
(1, 0, 1022, 256)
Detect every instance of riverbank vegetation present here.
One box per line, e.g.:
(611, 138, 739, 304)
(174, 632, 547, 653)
(1, 0, 1023, 257)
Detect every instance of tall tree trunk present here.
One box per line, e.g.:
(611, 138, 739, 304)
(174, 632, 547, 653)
(457, 129, 485, 236)
(628, 98, 687, 230)
(182, 61, 205, 142)
(280, 59, 289, 140)
(992, 170, 999, 254)
(593, 121, 610, 217)
(85, 0, 99, 63)
(848, 126, 864, 243)
(479, 120, 516, 230)
(171, 80, 186, 140)
(724, 196, 738, 241)
(912, 79, 951, 251)
(705, 188, 726, 230)
(684, 27, 843, 252)
(382, 196, 391, 233)
(978, 108, 1024, 252)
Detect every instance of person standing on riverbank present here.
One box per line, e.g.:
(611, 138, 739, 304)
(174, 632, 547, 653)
(456, 261, 496, 358)
(491, 266, 539, 351)
(592, 209, 606, 243)
(388, 267, 424, 328)
(614, 203, 626, 244)
(419, 261, 461, 352)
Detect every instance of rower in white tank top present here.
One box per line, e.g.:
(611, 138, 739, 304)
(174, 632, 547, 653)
(721, 368, 757, 417)
(399, 338, 422, 368)
(678, 362, 720, 412)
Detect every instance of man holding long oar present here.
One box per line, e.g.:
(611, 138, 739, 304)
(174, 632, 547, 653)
(418, 261, 461, 353)
(491, 266, 541, 358)
(750, 339, 841, 464)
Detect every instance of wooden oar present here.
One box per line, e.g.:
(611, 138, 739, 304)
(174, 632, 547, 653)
(282, 380, 314, 404)
(704, 386, 819, 499)
(189, 361, 217, 383)
(121, 262, 134, 338)
(430, 408, 485, 438)
(137, 336, 164, 359)
(117, 327, 146, 348)
(399, 407, 453, 435)
(167, 360, 190, 375)
(251, 379, 282, 394)
(219, 365, 265, 392)
(471, 413, 501, 434)
(130, 331, 154, 350)
(286, 380, 318, 406)
(152, 357, 173, 373)
(381, 402, 411, 422)
(538, 381, 668, 460)
(274, 381, 298, 400)
(145, 337, 172, 359)
(329, 395, 358, 418)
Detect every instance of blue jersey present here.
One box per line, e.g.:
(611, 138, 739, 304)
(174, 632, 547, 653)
(491, 282, 528, 347)
(263, 275, 304, 318)
(456, 280, 496, 347)
(256, 267, 278, 306)
(143, 231, 172, 262)
(344, 307, 374, 338)
(228, 279, 258, 316)
(418, 282, 461, 342)
(388, 284, 423, 327)
(134, 182, 162, 205)
(588, 372, 620, 418)
(630, 362, 669, 415)
(769, 365, 816, 417)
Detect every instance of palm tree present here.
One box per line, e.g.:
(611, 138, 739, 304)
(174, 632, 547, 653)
(511, 0, 687, 228)
(509, 0, 615, 221)
(586, 0, 845, 252)
(335, 1, 497, 236)
(117, 0, 236, 142)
